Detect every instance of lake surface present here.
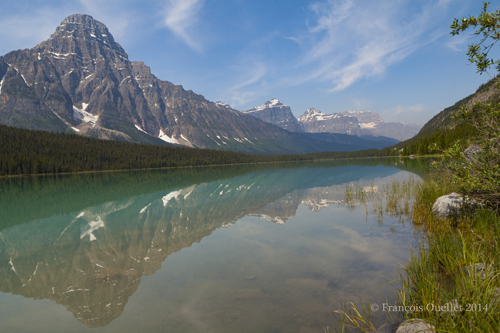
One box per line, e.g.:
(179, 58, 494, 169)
(0, 158, 427, 332)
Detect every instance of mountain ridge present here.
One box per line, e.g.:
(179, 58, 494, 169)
(243, 99, 422, 141)
(0, 14, 401, 155)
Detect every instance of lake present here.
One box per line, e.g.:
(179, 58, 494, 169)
(0, 158, 428, 332)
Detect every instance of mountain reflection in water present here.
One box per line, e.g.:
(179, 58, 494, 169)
(0, 158, 426, 331)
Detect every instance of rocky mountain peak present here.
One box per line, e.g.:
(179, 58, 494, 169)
(36, 13, 127, 61)
(242, 98, 302, 132)
(215, 101, 230, 108)
(131, 61, 151, 76)
(298, 108, 327, 122)
(338, 110, 383, 125)
(60, 14, 106, 30)
(265, 98, 283, 107)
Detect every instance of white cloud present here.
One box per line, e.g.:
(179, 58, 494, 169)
(292, 0, 453, 92)
(222, 61, 268, 107)
(163, 0, 204, 51)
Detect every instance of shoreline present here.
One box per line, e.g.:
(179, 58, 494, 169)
(0, 155, 420, 179)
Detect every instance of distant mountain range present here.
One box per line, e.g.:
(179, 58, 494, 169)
(0, 14, 399, 154)
(243, 100, 422, 141)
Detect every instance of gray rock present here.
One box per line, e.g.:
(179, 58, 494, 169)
(463, 144, 482, 160)
(432, 192, 464, 217)
(395, 319, 435, 333)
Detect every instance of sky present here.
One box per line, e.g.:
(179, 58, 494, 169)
(0, 0, 498, 125)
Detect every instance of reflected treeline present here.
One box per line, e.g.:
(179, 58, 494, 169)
(0, 157, 431, 231)
(0, 158, 428, 328)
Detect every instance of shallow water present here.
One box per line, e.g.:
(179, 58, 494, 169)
(0, 159, 425, 332)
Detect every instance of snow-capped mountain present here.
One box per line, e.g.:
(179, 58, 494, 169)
(298, 108, 361, 134)
(215, 101, 230, 108)
(243, 99, 303, 132)
(0, 15, 343, 154)
(298, 109, 422, 141)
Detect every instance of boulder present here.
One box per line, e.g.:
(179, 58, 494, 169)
(432, 193, 464, 218)
(395, 319, 435, 333)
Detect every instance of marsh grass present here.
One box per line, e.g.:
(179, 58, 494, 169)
(398, 179, 500, 332)
(345, 176, 418, 225)
(337, 176, 500, 332)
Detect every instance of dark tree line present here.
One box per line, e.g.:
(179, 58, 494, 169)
(0, 120, 478, 177)
(0, 125, 317, 176)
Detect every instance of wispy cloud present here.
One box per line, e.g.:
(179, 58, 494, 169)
(163, 0, 204, 51)
(292, 0, 453, 92)
(223, 61, 268, 107)
(445, 34, 470, 51)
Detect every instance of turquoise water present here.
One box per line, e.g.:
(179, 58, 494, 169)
(0, 159, 424, 332)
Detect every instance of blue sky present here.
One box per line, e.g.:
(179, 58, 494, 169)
(0, 0, 498, 125)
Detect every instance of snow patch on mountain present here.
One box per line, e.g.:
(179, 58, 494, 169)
(359, 122, 377, 129)
(73, 104, 98, 127)
(0, 70, 7, 94)
(298, 108, 340, 122)
(134, 124, 147, 133)
(158, 129, 179, 144)
(215, 101, 230, 108)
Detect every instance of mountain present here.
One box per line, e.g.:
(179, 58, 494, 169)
(337, 110, 384, 128)
(298, 109, 422, 141)
(418, 77, 500, 136)
(242, 98, 303, 132)
(298, 108, 362, 134)
(0, 14, 409, 155)
(242, 102, 399, 147)
(1, 14, 380, 155)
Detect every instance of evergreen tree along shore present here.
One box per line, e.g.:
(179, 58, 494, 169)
(0, 124, 399, 177)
